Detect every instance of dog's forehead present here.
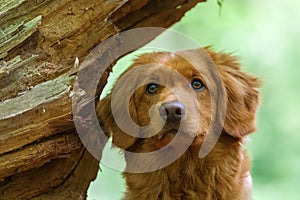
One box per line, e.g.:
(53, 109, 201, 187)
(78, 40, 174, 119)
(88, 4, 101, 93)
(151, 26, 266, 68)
(134, 51, 210, 78)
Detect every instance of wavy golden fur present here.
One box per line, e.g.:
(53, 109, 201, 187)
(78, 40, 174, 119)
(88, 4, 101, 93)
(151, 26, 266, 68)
(97, 47, 260, 200)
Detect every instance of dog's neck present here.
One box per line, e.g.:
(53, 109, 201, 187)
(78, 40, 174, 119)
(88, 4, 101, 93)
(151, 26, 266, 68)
(123, 134, 250, 200)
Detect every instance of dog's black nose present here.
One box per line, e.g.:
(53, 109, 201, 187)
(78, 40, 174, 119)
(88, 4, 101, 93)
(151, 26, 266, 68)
(159, 101, 186, 122)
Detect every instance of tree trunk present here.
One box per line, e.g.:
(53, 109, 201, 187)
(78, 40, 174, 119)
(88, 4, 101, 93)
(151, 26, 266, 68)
(0, 0, 204, 199)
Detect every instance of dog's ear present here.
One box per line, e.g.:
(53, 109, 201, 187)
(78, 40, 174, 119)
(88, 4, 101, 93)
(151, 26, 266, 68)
(97, 94, 138, 150)
(206, 49, 261, 137)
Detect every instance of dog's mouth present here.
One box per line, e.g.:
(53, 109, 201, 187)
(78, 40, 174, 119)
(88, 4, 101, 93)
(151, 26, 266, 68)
(157, 128, 179, 140)
(156, 127, 208, 148)
(153, 128, 195, 148)
(127, 128, 207, 152)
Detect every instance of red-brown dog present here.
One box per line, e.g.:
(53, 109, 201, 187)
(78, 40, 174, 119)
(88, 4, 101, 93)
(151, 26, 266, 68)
(98, 47, 260, 200)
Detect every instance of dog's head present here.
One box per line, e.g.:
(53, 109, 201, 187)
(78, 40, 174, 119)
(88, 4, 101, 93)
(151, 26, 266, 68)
(97, 48, 260, 153)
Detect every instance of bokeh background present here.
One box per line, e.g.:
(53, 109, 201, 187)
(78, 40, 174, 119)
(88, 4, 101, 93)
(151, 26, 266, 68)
(88, 0, 300, 199)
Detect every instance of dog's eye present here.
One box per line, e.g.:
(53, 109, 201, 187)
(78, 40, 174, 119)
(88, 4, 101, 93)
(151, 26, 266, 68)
(191, 79, 205, 91)
(146, 83, 158, 94)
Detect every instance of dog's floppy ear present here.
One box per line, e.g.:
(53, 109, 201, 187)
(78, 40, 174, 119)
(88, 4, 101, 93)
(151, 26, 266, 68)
(97, 93, 138, 150)
(206, 49, 260, 137)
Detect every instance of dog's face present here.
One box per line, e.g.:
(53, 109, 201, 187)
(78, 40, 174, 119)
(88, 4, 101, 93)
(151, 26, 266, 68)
(125, 52, 212, 150)
(98, 48, 260, 154)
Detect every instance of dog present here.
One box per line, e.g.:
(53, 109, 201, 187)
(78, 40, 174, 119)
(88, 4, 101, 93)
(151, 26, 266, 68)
(97, 47, 260, 200)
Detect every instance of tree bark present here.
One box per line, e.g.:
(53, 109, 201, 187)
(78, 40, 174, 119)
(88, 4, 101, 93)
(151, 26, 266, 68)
(0, 0, 204, 199)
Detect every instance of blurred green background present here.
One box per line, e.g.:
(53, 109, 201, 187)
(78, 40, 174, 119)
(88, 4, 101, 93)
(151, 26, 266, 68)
(88, 0, 300, 199)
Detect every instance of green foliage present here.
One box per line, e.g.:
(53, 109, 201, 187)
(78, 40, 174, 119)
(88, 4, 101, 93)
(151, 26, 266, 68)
(217, 0, 224, 16)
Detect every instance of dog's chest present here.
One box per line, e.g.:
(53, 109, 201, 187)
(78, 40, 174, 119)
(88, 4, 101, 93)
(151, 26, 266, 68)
(124, 155, 242, 200)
